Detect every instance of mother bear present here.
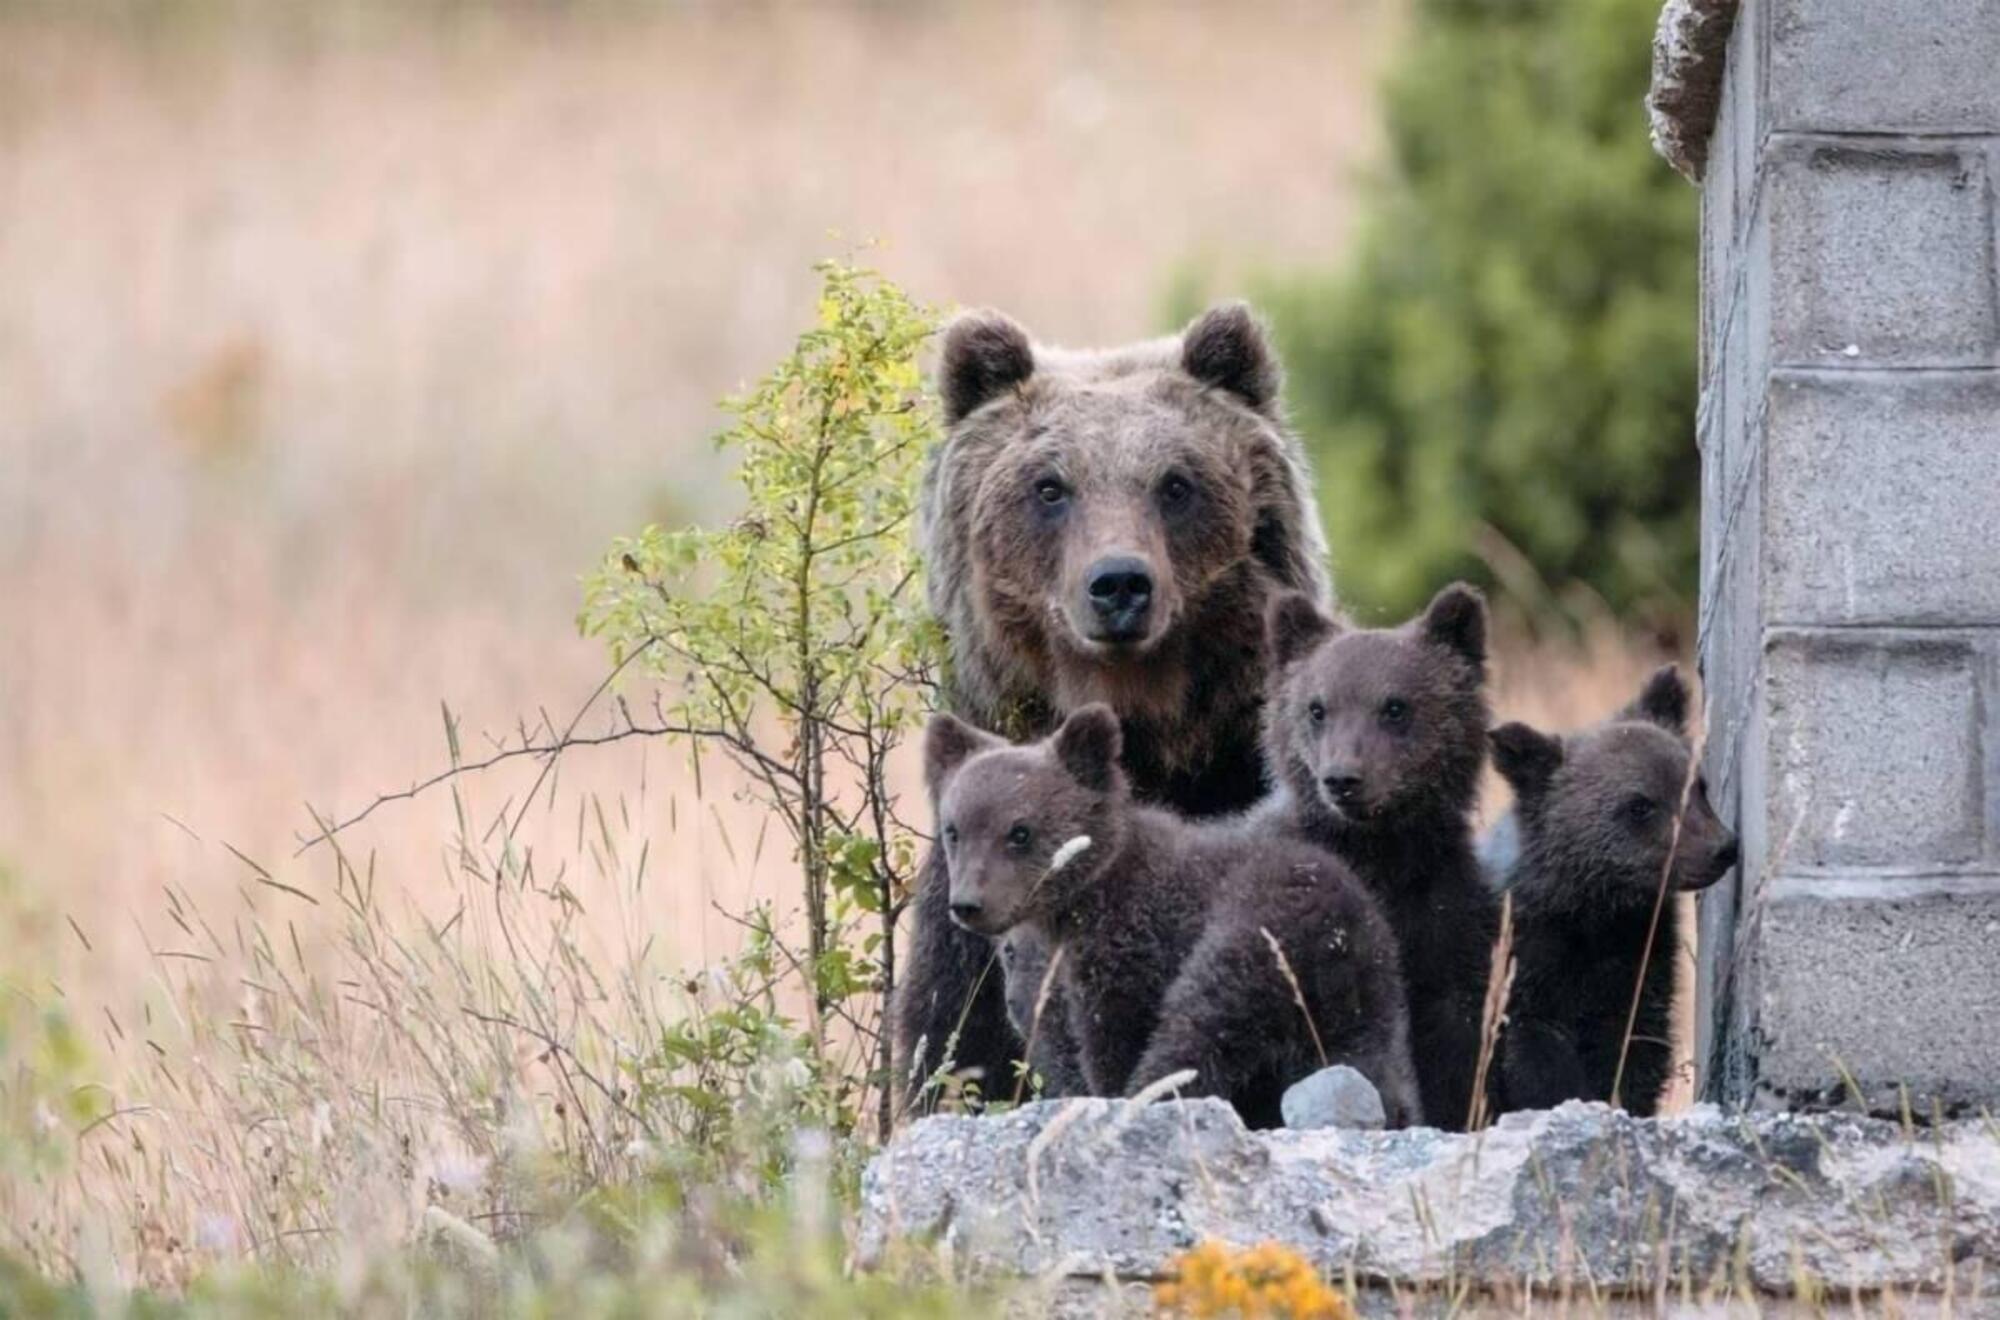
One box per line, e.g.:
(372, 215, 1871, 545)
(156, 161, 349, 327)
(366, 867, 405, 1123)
(895, 301, 1333, 1102)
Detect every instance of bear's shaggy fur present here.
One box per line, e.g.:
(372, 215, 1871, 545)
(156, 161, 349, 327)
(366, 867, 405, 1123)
(1255, 584, 1500, 1131)
(997, 931, 1089, 1098)
(895, 303, 1331, 1101)
(1489, 667, 1739, 1117)
(924, 706, 1420, 1129)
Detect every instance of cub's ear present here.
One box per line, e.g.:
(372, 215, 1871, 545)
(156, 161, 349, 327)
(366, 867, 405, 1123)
(925, 713, 1002, 797)
(939, 310, 1035, 424)
(1619, 664, 1690, 736)
(1265, 590, 1340, 669)
(1052, 704, 1123, 793)
(1420, 582, 1487, 667)
(1181, 302, 1282, 412)
(1490, 722, 1564, 800)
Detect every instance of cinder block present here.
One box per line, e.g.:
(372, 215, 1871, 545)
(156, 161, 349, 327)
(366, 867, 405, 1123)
(1769, 0, 2000, 134)
(1718, 289, 1760, 529)
(1754, 876, 2000, 1115)
(1762, 631, 1985, 870)
(1766, 139, 1999, 368)
(1764, 372, 2000, 626)
(1697, 470, 1759, 780)
(1724, 0, 1764, 251)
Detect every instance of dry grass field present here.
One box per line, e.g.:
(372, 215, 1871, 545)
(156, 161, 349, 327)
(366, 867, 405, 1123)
(0, 3, 1694, 1295)
(1, 1, 1406, 986)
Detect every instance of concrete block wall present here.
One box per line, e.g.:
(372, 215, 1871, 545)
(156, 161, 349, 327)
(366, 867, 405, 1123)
(1674, 0, 2000, 1114)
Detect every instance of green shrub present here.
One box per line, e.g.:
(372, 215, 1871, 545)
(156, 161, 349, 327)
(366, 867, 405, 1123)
(1188, 0, 1698, 630)
(583, 259, 943, 1141)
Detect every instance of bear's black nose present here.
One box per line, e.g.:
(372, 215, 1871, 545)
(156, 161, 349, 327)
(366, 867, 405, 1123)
(1322, 773, 1363, 803)
(1714, 838, 1741, 873)
(1085, 556, 1154, 639)
(948, 901, 984, 925)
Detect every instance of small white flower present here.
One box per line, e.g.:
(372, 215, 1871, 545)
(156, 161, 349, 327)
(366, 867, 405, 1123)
(1048, 836, 1093, 874)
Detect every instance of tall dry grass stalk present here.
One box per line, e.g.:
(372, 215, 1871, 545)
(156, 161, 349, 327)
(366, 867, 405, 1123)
(1261, 927, 1329, 1070)
(1466, 892, 1516, 1133)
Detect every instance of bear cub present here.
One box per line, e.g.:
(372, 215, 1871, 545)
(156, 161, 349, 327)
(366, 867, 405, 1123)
(1259, 584, 1501, 1131)
(1488, 667, 1739, 1117)
(925, 704, 1420, 1129)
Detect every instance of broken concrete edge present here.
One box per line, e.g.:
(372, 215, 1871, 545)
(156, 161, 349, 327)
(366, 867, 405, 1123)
(1648, 0, 1739, 181)
(858, 1095, 2000, 1300)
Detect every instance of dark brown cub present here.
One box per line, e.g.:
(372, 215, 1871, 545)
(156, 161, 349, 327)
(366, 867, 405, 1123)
(1488, 666, 1739, 1117)
(1258, 583, 1500, 1131)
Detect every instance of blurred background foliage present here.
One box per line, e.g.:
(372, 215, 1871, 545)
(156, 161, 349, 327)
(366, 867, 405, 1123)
(1175, 0, 1698, 636)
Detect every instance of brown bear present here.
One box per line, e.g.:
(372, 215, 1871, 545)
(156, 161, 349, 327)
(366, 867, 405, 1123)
(1256, 584, 1501, 1131)
(895, 303, 1331, 1103)
(924, 705, 1420, 1129)
(1488, 667, 1739, 1117)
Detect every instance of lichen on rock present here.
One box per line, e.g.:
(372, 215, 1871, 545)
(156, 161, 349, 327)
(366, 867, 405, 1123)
(1648, 0, 1739, 181)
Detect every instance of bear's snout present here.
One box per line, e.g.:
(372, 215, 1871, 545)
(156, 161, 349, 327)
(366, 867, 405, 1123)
(1082, 555, 1155, 642)
(1682, 833, 1739, 892)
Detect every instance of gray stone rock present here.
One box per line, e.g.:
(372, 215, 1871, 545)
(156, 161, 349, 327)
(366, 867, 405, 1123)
(859, 1097, 2000, 1306)
(1280, 1065, 1385, 1132)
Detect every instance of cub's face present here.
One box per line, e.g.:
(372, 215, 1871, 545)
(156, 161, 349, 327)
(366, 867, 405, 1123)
(1491, 667, 1741, 902)
(922, 706, 1125, 937)
(1263, 585, 1491, 832)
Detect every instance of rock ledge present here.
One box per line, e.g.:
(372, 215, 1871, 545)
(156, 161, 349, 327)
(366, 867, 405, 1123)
(861, 1098, 2000, 1307)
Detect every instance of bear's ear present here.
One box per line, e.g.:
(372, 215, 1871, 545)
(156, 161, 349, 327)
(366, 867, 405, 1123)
(1490, 722, 1564, 801)
(939, 311, 1035, 424)
(1181, 302, 1282, 413)
(1618, 664, 1690, 736)
(1052, 704, 1123, 793)
(1420, 582, 1487, 667)
(924, 713, 1002, 797)
(1265, 591, 1340, 669)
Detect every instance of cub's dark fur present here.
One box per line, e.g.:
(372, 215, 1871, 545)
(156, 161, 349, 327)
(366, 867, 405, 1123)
(1258, 584, 1500, 1131)
(1489, 667, 1739, 1117)
(998, 932, 1089, 1098)
(925, 705, 1420, 1128)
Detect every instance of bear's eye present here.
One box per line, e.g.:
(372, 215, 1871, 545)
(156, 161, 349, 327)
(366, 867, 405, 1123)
(1307, 699, 1326, 725)
(1158, 473, 1194, 508)
(942, 823, 960, 847)
(1622, 796, 1657, 826)
(1380, 698, 1411, 728)
(1033, 477, 1068, 508)
(1005, 823, 1034, 853)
